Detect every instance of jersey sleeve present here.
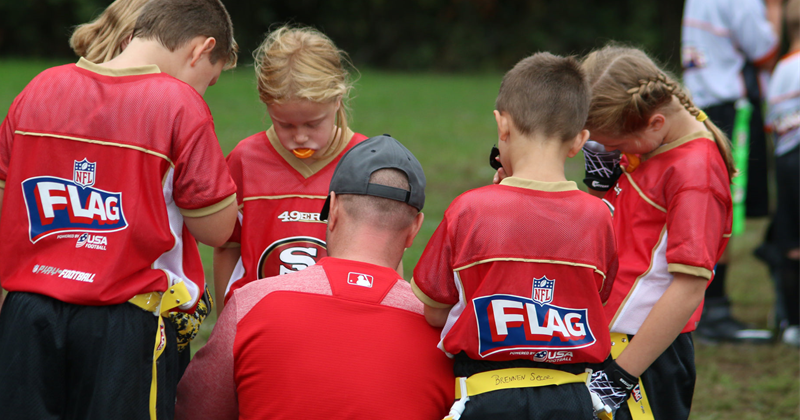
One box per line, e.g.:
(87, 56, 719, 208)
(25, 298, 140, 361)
(172, 118, 237, 217)
(665, 187, 729, 279)
(411, 213, 458, 308)
(600, 213, 619, 303)
(222, 148, 245, 245)
(728, 0, 779, 65)
(0, 96, 21, 187)
(175, 293, 240, 420)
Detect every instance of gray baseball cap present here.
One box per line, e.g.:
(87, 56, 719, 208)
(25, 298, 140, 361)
(320, 134, 426, 220)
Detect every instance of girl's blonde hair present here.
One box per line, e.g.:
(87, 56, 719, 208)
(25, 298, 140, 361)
(254, 25, 355, 159)
(70, 0, 151, 64)
(582, 44, 735, 181)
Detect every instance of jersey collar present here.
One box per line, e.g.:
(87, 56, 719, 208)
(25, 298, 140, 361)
(266, 125, 354, 179)
(76, 57, 161, 77)
(643, 130, 714, 160)
(500, 177, 578, 192)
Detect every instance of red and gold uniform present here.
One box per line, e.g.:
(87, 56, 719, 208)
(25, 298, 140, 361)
(604, 131, 732, 334)
(222, 127, 367, 301)
(413, 177, 617, 365)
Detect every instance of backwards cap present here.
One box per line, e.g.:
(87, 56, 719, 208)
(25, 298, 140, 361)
(320, 135, 426, 220)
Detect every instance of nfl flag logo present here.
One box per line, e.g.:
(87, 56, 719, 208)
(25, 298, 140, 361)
(73, 159, 96, 188)
(532, 276, 554, 306)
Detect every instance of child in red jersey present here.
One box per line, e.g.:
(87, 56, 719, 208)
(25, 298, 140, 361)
(213, 25, 368, 313)
(581, 45, 735, 420)
(413, 52, 618, 420)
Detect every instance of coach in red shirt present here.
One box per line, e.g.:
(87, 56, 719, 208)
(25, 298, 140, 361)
(176, 135, 454, 420)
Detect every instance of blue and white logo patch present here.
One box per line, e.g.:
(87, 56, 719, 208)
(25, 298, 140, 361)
(21, 175, 127, 243)
(472, 293, 596, 358)
(73, 159, 96, 188)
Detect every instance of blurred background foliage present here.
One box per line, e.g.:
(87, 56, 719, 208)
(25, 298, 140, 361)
(0, 0, 684, 72)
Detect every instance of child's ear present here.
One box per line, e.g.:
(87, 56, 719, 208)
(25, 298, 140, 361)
(567, 129, 590, 158)
(647, 113, 666, 132)
(494, 110, 510, 143)
(190, 37, 217, 67)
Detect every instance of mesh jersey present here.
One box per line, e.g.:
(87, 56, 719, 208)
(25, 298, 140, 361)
(603, 131, 732, 335)
(222, 127, 367, 301)
(0, 59, 236, 308)
(176, 258, 454, 420)
(766, 51, 800, 156)
(412, 177, 617, 364)
(681, 0, 778, 108)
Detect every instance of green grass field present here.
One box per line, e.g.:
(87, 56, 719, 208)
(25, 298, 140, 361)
(1, 59, 797, 419)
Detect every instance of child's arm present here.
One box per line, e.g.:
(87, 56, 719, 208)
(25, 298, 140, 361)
(184, 201, 238, 247)
(424, 304, 452, 327)
(614, 273, 706, 377)
(213, 246, 240, 316)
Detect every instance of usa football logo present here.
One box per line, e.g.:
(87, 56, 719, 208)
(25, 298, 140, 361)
(472, 293, 596, 358)
(76, 233, 89, 248)
(532, 276, 554, 306)
(73, 159, 96, 188)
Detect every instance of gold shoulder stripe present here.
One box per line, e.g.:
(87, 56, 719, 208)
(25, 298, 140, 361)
(454, 257, 606, 279)
(16, 131, 174, 167)
(722, 233, 732, 238)
(667, 263, 712, 280)
(243, 194, 327, 201)
(411, 279, 453, 309)
(623, 172, 666, 213)
(0, 179, 5, 189)
(180, 193, 236, 218)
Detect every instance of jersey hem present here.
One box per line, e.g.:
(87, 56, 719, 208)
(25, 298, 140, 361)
(410, 278, 453, 308)
(179, 193, 236, 218)
(667, 263, 712, 280)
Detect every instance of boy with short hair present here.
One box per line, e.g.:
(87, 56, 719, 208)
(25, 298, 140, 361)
(0, 1, 238, 419)
(412, 52, 618, 419)
(765, 0, 800, 345)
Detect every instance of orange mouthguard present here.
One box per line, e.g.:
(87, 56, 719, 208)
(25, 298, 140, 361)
(292, 148, 315, 159)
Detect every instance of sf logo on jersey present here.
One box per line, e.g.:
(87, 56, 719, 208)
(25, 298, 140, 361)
(472, 276, 596, 358)
(258, 236, 327, 278)
(21, 159, 127, 243)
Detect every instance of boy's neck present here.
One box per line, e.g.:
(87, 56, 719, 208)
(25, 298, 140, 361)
(100, 38, 181, 75)
(504, 133, 569, 182)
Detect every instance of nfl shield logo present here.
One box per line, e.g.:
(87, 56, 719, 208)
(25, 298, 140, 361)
(532, 276, 554, 306)
(73, 159, 96, 188)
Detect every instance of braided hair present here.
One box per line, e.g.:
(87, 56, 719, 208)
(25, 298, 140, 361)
(582, 45, 735, 181)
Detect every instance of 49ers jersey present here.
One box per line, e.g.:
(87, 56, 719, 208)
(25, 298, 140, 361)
(412, 177, 617, 364)
(603, 131, 733, 335)
(223, 127, 367, 300)
(0, 59, 236, 308)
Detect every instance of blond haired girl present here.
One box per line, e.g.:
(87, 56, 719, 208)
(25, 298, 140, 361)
(581, 45, 733, 420)
(214, 25, 368, 313)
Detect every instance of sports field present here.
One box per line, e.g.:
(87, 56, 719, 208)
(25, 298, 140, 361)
(1, 59, 797, 419)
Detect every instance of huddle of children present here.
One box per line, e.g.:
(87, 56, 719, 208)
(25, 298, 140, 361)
(2, 0, 794, 419)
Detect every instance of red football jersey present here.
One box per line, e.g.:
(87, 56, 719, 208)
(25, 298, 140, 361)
(603, 131, 732, 334)
(0, 59, 236, 308)
(413, 178, 617, 364)
(222, 127, 367, 300)
(176, 258, 454, 420)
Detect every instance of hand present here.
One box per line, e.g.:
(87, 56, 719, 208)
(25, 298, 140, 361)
(587, 360, 638, 418)
(492, 167, 507, 185)
(582, 140, 622, 192)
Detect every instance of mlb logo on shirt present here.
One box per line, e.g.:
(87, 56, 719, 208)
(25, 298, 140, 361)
(347, 272, 373, 288)
(532, 276, 554, 306)
(73, 159, 96, 188)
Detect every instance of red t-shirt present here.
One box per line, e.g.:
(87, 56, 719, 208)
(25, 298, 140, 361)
(413, 177, 617, 364)
(603, 131, 732, 334)
(222, 127, 367, 300)
(0, 59, 236, 308)
(176, 257, 454, 420)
